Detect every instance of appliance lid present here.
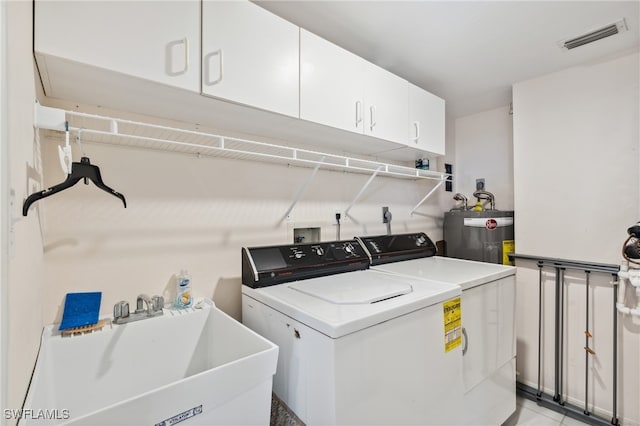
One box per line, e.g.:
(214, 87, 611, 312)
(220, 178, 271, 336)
(372, 256, 515, 290)
(356, 232, 437, 265)
(288, 275, 412, 304)
(242, 270, 461, 338)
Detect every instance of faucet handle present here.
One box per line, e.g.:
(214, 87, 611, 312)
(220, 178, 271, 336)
(136, 294, 152, 314)
(151, 295, 164, 313)
(113, 301, 130, 321)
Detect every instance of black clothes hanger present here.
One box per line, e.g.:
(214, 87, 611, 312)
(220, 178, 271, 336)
(22, 156, 127, 216)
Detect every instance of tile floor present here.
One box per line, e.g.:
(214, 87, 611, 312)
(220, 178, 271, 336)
(504, 397, 593, 426)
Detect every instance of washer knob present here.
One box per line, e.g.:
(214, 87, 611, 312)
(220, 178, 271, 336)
(315, 247, 324, 256)
(344, 243, 354, 254)
(416, 235, 426, 246)
(294, 252, 303, 259)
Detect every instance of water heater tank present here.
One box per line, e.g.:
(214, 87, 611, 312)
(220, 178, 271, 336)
(443, 211, 515, 265)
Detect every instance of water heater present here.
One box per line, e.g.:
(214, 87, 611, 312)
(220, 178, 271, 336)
(443, 210, 515, 265)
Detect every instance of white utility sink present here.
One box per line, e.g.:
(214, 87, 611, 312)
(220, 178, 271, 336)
(22, 299, 278, 425)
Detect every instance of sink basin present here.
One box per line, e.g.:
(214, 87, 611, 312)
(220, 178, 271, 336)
(22, 299, 278, 425)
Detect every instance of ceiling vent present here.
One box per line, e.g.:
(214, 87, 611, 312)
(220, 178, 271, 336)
(559, 19, 628, 51)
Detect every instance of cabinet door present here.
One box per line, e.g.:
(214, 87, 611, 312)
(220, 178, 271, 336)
(300, 29, 366, 134)
(408, 83, 445, 155)
(363, 65, 409, 144)
(34, 0, 200, 92)
(202, 1, 299, 118)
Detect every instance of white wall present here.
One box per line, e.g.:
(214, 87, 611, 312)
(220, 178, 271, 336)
(4, 1, 47, 421)
(38, 131, 445, 323)
(513, 50, 640, 424)
(454, 105, 514, 211)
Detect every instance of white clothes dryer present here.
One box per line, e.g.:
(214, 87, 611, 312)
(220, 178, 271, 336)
(357, 233, 517, 426)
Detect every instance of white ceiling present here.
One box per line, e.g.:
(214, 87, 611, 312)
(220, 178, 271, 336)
(255, 1, 640, 118)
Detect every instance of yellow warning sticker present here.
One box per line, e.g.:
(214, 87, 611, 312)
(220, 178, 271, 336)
(443, 297, 462, 353)
(502, 240, 515, 265)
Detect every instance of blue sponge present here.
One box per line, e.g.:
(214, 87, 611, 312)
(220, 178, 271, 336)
(59, 292, 102, 331)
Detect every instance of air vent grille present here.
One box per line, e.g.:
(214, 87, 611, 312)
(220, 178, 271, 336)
(560, 19, 628, 51)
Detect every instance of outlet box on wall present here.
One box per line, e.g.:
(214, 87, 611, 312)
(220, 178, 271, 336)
(293, 227, 320, 244)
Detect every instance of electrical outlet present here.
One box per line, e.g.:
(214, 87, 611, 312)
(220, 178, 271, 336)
(476, 178, 485, 191)
(382, 206, 391, 223)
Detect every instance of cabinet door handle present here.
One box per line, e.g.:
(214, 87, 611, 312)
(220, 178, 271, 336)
(204, 49, 223, 86)
(167, 37, 190, 76)
(182, 37, 190, 74)
(355, 101, 362, 128)
(370, 105, 376, 131)
(462, 327, 468, 355)
(413, 121, 420, 142)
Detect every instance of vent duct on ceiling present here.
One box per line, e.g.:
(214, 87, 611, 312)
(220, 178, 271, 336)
(559, 19, 628, 51)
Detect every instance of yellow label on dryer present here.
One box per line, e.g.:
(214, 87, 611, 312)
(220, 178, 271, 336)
(502, 240, 515, 265)
(443, 297, 462, 352)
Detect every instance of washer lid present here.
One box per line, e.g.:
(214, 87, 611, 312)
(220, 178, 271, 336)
(242, 270, 461, 338)
(372, 256, 515, 290)
(288, 277, 412, 304)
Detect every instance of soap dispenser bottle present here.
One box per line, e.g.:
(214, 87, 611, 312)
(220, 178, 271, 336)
(174, 269, 193, 308)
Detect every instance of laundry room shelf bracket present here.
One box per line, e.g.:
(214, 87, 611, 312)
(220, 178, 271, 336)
(278, 157, 325, 225)
(410, 178, 446, 216)
(344, 166, 383, 220)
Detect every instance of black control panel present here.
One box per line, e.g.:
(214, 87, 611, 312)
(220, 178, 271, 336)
(356, 232, 437, 265)
(242, 240, 369, 288)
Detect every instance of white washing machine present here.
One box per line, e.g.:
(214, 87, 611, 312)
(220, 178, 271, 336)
(241, 239, 464, 425)
(358, 233, 517, 426)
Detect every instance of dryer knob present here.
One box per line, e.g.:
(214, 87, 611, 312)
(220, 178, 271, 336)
(416, 235, 426, 246)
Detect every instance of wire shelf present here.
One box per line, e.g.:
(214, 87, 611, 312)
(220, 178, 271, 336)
(37, 108, 448, 183)
(35, 104, 449, 215)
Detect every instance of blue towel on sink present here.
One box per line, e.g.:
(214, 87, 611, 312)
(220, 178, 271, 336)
(59, 292, 102, 331)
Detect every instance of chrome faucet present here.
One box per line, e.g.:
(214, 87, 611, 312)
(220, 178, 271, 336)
(473, 190, 495, 210)
(113, 294, 164, 324)
(451, 193, 469, 211)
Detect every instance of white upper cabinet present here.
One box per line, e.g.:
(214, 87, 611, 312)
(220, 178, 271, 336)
(202, 1, 299, 118)
(364, 65, 409, 144)
(34, 1, 444, 160)
(34, 0, 200, 93)
(408, 83, 445, 155)
(300, 29, 366, 134)
(300, 29, 408, 144)
(301, 29, 409, 145)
